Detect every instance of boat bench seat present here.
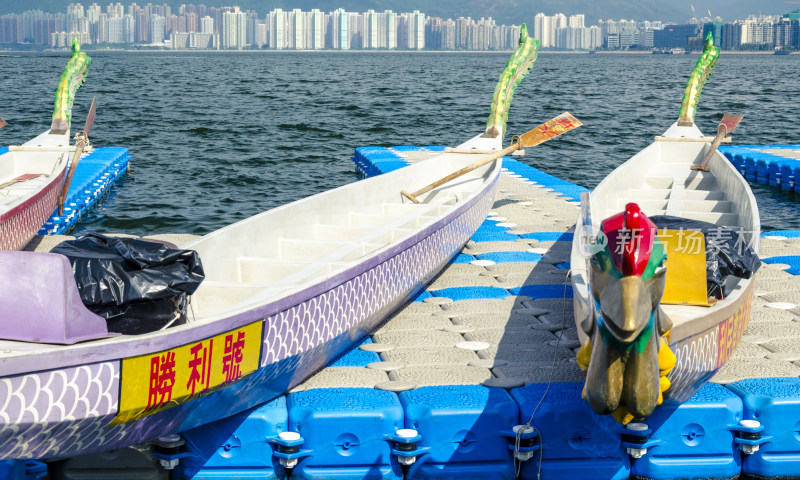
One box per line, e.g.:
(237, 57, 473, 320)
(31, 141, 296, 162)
(190, 198, 458, 317)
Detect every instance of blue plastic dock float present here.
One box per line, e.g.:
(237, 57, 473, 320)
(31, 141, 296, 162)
(176, 397, 288, 480)
(287, 388, 404, 479)
(510, 382, 630, 480)
(399, 385, 519, 480)
(727, 378, 800, 479)
(37, 146, 130, 235)
(630, 383, 743, 480)
(719, 145, 800, 192)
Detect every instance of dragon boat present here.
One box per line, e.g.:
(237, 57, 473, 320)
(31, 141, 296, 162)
(570, 34, 760, 423)
(0, 39, 91, 250)
(0, 28, 546, 460)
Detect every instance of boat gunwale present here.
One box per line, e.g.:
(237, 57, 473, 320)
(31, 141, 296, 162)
(0, 158, 502, 377)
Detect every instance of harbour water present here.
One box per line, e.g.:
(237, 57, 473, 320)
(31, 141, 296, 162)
(1, 51, 798, 233)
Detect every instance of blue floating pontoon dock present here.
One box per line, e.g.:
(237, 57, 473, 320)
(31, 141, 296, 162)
(156, 147, 800, 480)
(4, 146, 800, 480)
(719, 145, 800, 192)
(36, 146, 130, 235)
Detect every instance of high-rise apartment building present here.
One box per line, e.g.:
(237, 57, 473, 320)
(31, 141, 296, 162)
(222, 10, 246, 49)
(200, 15, 213, 34)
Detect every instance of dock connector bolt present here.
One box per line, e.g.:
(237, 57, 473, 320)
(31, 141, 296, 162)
(151, 433, 186, 471)
(500, 424, 540, 461)
(269, 431, 311, 471)
(512, 425, 538, 461)
(732, 419, 768, 455)
(388, 428, 428, 466)
(622, 423, 651, 459)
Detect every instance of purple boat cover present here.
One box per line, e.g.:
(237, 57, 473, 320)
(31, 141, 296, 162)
(0, 250, 111, 343)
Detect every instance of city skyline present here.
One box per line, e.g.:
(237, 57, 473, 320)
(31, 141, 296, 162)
(0, 2, 798, 51)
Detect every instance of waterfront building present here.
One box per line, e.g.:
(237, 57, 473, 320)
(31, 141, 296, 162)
(325, 8, 349, 50)
(171, 30, 217, 48)
(0, 15, 23, 43)
(254, 21, 266, 48)
(639, 28, 655, 47)
(185, 12, 197, 32)
(222, 10, 246, 49)
(703, 22, 724, 47)
(200, 15, 213, 34)
(425, 17, 456, 50)
(148, 13, 164, 44)
(134, 8, 147, 42)
(122, 13, 134, 42)
(87, 4, 101, 23)
(774, 17, 800, 47)
(268, 8, 286, 49)
(108, 15, 123, 42)
(405, 10, 425, 49)
(653, 24, 698, 48)
(455, 16, 469, 48)
(96, 12, 108, 42)
(107, 2, 123, 19)
(588, 25, 602, 49)
(606, 32, 619, 48)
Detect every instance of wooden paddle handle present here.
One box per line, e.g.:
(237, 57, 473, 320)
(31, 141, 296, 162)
(58, 132, 88, 216)
(401, 143, 519, 203)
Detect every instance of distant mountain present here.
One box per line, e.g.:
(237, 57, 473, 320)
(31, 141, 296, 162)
(0, 0, 794, 24)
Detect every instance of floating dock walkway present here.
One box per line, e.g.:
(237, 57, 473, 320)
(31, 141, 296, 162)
(719, 144, 800, 192)
(0, 145, 130, 236)
(6, 146, 800, 480)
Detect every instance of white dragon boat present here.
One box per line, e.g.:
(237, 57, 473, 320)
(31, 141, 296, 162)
(0, 39, 90, 250)
(0, 28, 547, 460)
(570, 34, 760, 423)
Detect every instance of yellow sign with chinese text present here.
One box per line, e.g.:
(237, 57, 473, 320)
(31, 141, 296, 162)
(112, 321, 263, 425)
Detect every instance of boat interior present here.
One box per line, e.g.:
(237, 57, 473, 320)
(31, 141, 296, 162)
(187, 153, 499, 319)
(0, 131, 70, 209)
(576, 126, 759, 332)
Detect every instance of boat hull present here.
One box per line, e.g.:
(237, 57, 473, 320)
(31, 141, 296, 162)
(0, 172, 499, 460)
(666, 283, 753, 402)
(0, 165, 66, 250)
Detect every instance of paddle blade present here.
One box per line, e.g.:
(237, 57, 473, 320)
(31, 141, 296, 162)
(718, 114, 743, 136)
(83, 97, 97, 136)
(0, 116, 6, 129)
(518, 112, 582, 148)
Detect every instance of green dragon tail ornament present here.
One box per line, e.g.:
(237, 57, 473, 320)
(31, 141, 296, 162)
(485, 24, 539, 138)
(677, 32, 719, 126)
(51, 38, 91, 135)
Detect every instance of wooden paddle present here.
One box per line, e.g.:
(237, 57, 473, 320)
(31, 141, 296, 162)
(690, 114, 743, 172)
(0, 116, 7, 129)
(58, 97, 96, 216)
(401, 112, 582, 204)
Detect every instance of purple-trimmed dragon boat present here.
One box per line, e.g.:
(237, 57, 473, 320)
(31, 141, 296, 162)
(0, 28, 540, 460)
(0, 39, 90, 251)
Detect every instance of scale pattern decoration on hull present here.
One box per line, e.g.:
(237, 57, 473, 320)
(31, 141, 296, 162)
(667, 288, 753, 403)
(0, 176, 498, 460)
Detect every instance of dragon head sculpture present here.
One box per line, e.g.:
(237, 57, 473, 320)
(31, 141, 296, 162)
(578, 203, 675, 423)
